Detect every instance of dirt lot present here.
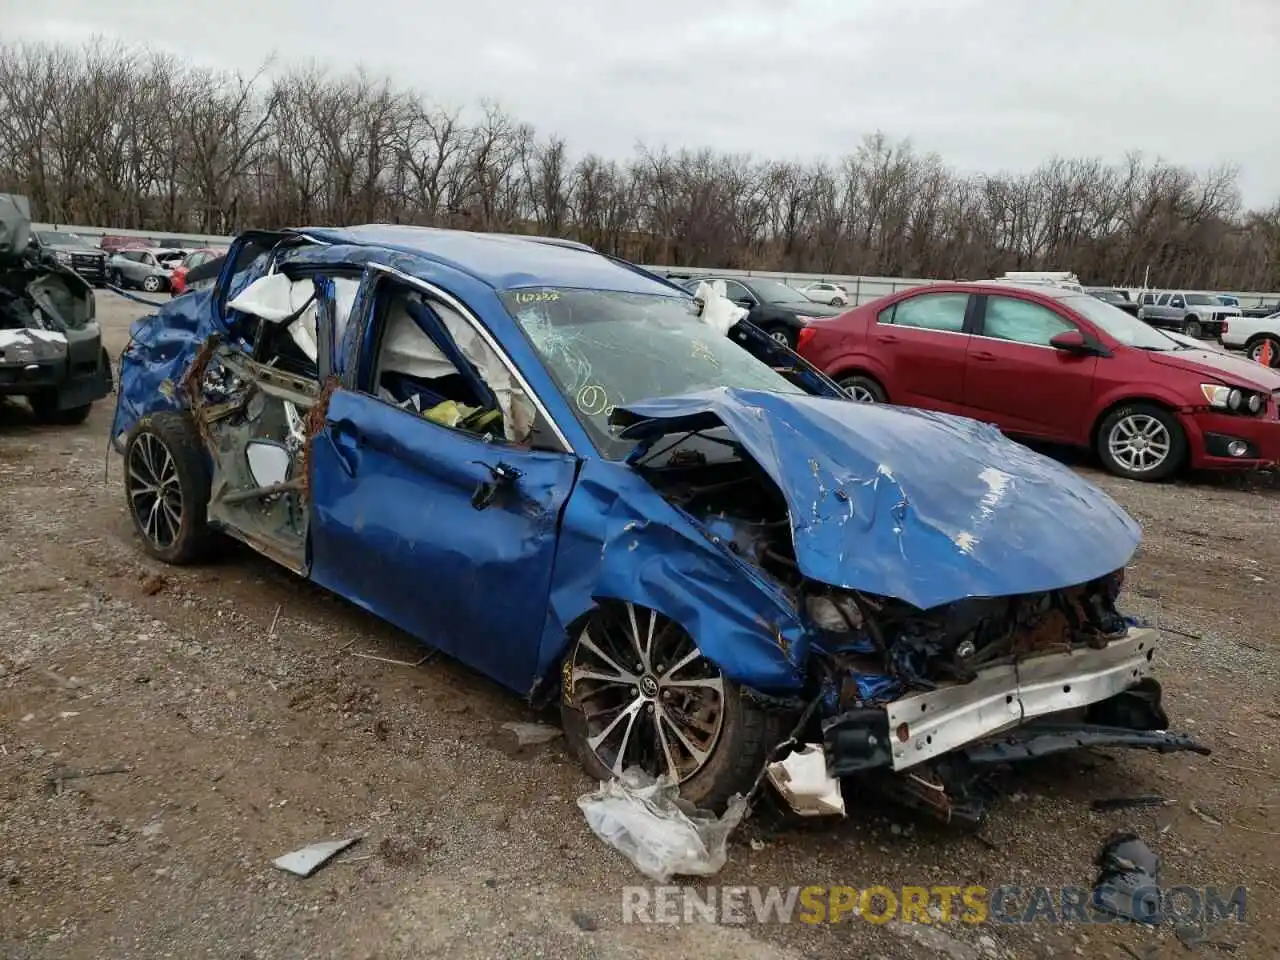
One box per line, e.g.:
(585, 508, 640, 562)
(2, 292, 1278, 959)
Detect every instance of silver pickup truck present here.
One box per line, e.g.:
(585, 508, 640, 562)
(1135, 291, 1239, 339)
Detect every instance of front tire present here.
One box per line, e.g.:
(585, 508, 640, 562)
(1183, 317, 1203, 339)
(142, 275, 164, 293)
(1097, 403, 1185, 481)
(829, 297, 843, 307)
(124, 412, 213, 564)
(560, 601, 790, 812)
(763, 325, 795, 349)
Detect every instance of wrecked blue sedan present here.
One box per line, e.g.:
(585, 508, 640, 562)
(112, 226, 1205, 821)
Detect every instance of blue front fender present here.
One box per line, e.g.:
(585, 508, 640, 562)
(535, 459, 808, 698)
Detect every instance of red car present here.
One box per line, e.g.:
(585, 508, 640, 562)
(168, 247, 225, 296)
(796, 281, 1280, 480)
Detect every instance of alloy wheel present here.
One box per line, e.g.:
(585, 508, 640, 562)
(143, 275, 162, 293)
(840, 379, 879, 402)
(1107, 414, 1172, 474)
(127, 432, 184, 549)
(568, 603, 725, 784)
(769, 329, 791, 345)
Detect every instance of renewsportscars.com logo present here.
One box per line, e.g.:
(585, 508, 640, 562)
(621, 884, 1248, 926)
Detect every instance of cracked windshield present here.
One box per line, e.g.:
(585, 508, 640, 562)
(502, 288, 803, 458)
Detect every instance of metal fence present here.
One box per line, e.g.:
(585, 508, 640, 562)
(33, 221, 1280, 309)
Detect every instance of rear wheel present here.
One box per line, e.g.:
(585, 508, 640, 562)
(838, 374, 886, 403)
(762, 325, 795, 349)
(561, 601, 790, 812)
(828, 297, 843, 307)
(1097, 404, 1185, 481)
(109, 269, 125, 288)
(1247, 335, 1280, 367)
(123, 412, 213, 564)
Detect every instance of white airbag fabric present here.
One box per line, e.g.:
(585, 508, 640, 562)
(228, 274, 360, 362)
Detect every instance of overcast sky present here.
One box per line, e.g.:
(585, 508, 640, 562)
(3, 0, 1277, 208)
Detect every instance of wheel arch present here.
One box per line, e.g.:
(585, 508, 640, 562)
(1244, 331, 1280, 349)
(828, 356, 890, 391)
(1088, 393, 1184, 450)
(533, 586, 807, 710)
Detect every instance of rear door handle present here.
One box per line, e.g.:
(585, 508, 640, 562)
(971, 351, 998, 362)
(875, 334, 901, 344)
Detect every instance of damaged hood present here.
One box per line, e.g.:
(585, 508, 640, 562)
(614, 388, 1140, 610)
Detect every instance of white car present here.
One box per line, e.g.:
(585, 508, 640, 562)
(1219, 311, 1280, 366)
(802, 282, 849, 306)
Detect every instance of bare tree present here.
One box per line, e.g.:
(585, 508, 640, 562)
(1, 38, 1276, 290)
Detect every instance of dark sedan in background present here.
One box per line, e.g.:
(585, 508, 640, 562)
(1085, 287, 1140, 317)
(674, 275, 844, 347)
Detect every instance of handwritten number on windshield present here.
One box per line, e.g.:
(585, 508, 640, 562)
(513, 289, 561, 305)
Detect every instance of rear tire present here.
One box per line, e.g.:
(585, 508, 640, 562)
(123, 412, 213, 565)
(560, 601, 791, 813)
(1247, 335, 1280, 367)
(828, 297, 842, 307)
(1097, 403, 1185, 482)
(838, 374, 887, 403)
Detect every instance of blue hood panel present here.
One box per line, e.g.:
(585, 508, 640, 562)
(614, 388, 1140, 610)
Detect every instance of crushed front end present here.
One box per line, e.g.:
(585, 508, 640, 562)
(0, 194, 111, 413)
(807, 577, 1206, 823)
(613, 390, 1210, 825)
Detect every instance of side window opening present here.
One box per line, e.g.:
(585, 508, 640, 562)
(365, 281, 539, 447)
(982, 296, 1074, 346)
(890, 292, 969, 332)
(227, 271, 361, 380)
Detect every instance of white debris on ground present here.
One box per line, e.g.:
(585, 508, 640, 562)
(272, 837, 360, 877)
(500, 721, 562, 746)
(577, 770, 747, 882)
(766, 744, 846, 816)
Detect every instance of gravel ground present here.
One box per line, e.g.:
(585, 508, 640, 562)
(1, 293, 1277, 959)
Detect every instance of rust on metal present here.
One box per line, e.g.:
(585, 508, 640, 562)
(297, 375, 340, 500)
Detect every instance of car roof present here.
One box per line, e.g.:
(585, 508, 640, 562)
(906, 281, 1087, 302)
(295, 224, 676, 295)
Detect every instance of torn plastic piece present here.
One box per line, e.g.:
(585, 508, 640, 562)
(766, 745, 845, 817)
(691, 280, 748, 336)
(272, 837, 360, 877)
(577, 769, 746, 882)
(500, 721, 562, 746)
(1092, 831, 1162, 923)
